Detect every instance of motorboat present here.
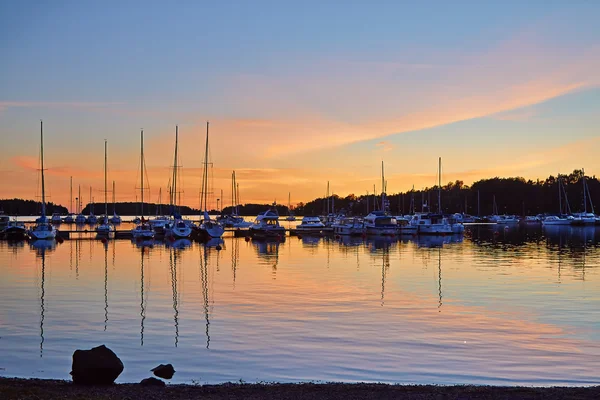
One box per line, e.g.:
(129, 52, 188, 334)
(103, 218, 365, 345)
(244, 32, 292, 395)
(395, 215, 418, 235)
(218, 214, 252, 228)
(3, 219, 27, 240)
(29, 121, 57, 241)
(446, 214, 466, 234)
(249, 208, 286, 238)
(295, 216, 326, 234)
(489, 215, 520, 224)
(409, 213, 452, 235)
(523, 215, 542, 224)
(331, 216, 364, 236)
(363, 211, 397, 236)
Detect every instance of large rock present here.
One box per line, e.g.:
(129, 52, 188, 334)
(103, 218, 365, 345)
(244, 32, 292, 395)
(140, 377, 166, 387)
(151, 363, 175, 379)
(70, 345, 124, 385)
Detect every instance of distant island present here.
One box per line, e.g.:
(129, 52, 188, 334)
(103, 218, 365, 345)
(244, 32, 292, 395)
(0, 199, 68, 216)
(2, 170, 597, 217)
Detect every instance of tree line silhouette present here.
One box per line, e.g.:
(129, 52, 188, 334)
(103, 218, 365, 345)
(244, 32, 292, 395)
(2, 170, 597, 217)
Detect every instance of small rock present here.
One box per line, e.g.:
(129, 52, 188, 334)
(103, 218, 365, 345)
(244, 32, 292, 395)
(70, 344, 124, 385)
(140, 377, 166, 387)
(151, 363, 175, 379)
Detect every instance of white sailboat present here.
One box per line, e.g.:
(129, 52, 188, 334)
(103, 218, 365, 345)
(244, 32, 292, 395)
(285, 192, 296, 221)
(199, 122, 225, 239)
(572, 168, 596, 225)
(109, 181, 122, 224)
(63, 176, 74, 223)
(86, 186, 97, 224)
(364, 162, 397, 236)
(165, 125, 192, 239)
(96, 140, 115, 236)
(131, 130, 154, 239)
(543, 174, 573, 226)
(409, 158, 453, 235)
(29, 120, 57, 240)
(75, 185, 86, 224)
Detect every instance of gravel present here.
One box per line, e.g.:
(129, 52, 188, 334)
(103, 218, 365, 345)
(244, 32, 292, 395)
(1, 377, 599, 400)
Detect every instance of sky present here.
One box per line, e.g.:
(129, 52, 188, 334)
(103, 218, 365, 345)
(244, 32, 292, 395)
(1, 1, 599, 211)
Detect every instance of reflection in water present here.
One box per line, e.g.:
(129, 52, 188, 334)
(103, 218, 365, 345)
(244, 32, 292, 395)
(139, 247, 146, 346)
(231, 236, 239, 288)
(169, 248, 180, 347)
(104, 242, 108, 331)
(438, 248, 443, 312)
(200, 246, 210, 349)
(253, 239, 282, 279)
(39, 247, 46, 358)
(4, 226, 600, 385)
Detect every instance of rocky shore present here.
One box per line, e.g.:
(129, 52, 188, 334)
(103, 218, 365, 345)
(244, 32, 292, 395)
(1, 377, 599, 400)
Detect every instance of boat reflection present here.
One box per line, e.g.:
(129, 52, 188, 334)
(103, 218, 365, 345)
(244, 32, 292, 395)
(166, 238, 192, 250)
(199, 246, 211, 349)
(299, 235, 321, 247)
(169, 247, 180, 347)
(37, 245, 48, 358)
(412, 235, 463, 248)
(29, 239, 57, 253)
(366, 237, 397, 252)
(252, 239, 281, 278)
(133, 238, 155, 249)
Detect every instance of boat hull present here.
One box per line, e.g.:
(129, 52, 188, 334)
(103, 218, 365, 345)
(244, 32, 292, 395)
(29, 229, 57, 240)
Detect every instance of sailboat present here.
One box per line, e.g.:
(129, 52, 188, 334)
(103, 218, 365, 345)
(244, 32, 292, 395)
(217, 171, 252, 228)
(198, 122, 225, 240)
(542, 174, 574, 226)
(572, 168, 596, 225)
(165, 125, 192, 239)
(408, 158, 453, 235)
(131, 130, 155, 239)
(86, 186, 98, 224)
(149, 188, 170, 234)
(285, 192, 296, 221)
(96, 140, 115, 236)
(364, 162, 398, 236)
(29, 120, 57, 240)
(75, 185, 86, 224)
(63, 177, 75, 223)
(109, 181, 122, 224)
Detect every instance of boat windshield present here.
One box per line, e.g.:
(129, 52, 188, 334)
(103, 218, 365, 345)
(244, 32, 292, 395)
(375, 217, 396, 226)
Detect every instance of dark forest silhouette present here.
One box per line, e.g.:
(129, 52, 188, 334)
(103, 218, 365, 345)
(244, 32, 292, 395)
(2, 170, 597, 217)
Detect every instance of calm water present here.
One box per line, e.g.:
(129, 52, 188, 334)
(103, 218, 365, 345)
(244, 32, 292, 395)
(1, 223, 599, 386)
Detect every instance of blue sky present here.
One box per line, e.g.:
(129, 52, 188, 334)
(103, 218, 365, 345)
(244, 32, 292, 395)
(1, 1, 599, 206)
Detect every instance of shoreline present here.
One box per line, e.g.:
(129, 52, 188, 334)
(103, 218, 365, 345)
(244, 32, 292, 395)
(1, 377, 599, 400)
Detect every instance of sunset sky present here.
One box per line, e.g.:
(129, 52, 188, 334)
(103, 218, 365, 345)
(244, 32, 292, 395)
(1, 1, 599, 211)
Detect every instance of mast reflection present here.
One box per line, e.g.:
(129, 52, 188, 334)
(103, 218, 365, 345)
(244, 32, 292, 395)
(169, 247, 180, 347)
(200, 246, 211, 349)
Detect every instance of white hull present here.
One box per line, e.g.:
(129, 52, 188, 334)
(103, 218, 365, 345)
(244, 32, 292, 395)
(29, 229, 57, 240)
(75, 215, 87, 224)
(201, 224, 225, 238)
(96, 224, 114, 236)
(398, 226, 418, 235)
(167, 226, 192, 239)
(542, 220, 572, 226)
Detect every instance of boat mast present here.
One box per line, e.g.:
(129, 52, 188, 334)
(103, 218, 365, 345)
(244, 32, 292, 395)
(583, 168, 587, 214)
(140, 130, 144, 220)
(112, 181, 116, 216)
(438, 157, 442, 214)
(477, 190, 480, 217)
(201, 121, 209, 213)
(381, 161, 385, 212)
(78, 185, 81, 214)
(558, 174, 562, 215)
(70, 176, 73, 214)
(90, 187, 93, 215)
(40, 120, 46, 218)
(104, 140, 108, 217)
(171, 126, 178, 213)
(327, 181, 330, 215)
(236, 183, 240, 215)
